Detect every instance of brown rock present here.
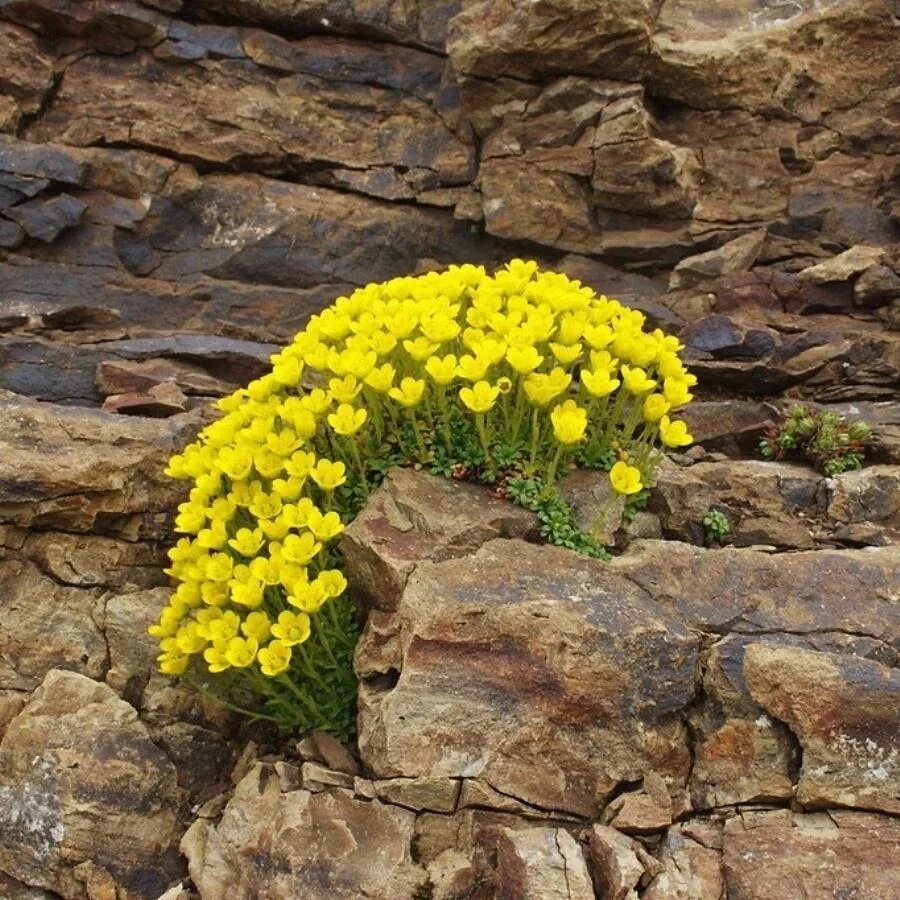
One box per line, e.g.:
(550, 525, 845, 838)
(722, 809, 900, 899)
(616, 541, 900, 641)
(588, 825, 650, 900)
(604, 773, 673, 834)
(0, 23, 55, 121)
(28, 52, 472, 189)
(669, 230, 766, 289)
(183, 763, 427, 899)
(482, 826, 595, 900)
(643, 822, 724, 900)
(679, 401, 779, 456)
(341, 467, 537, 612)
(798, 245, 885, 284)
(0, 391, 196, 537)
(309, 730, 359, 776)
(95, 358, 236, 399)
(0, 559, 107, 692)
(0, 670, 185, 899)
(744, 644, 900, 814)
(827, 466, 900, 532)
(356, 538, 698, 818)
(372, 776, 460, 813)
(557, 468, 625, 544)
(689, 635, 799, 809)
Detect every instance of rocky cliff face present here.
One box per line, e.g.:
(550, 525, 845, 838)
(0, 1, 898, 898)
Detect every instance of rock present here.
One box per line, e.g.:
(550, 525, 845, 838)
(731, 515, 815, 550)
(300, 762, 355, 792)
(854, 263, 900, 307)
(603, 773, 673, 834)
(309, 730, 359, 776)
(827, 466, 900, 533)
(0, 135, 87, 185)
(102, 381, 191, 417)
(356, 538, 698, 818)
(649, 458, 824, 548)
(669, 230, 766, 289)
(0, 217, 25, 248)
(481, 826, 595, 900)
(0, 391, 197, 537)
(341, 467, 537, 612)
(680, 401, 778, 456)
(28, 52, 472, 190)
(95, 358, 237, 399)
(558, 468, 625, 544)
(744, 644, 900, 814)
(0, 559, 107, 692)
(0, 670, 185, 899)
(722, 809, 900, 899)
(689, 635, 800, 809)
(588, 825, 650, 900)
(183, 763, 427, 899)
(680, 314, 776, 360)
(798, 245, 885, 284)
(616, 541, 900, 641)
(372, 776, 460, 813)
(105, 588, 169, 701)
(153, 721, 235, 803)
(425, 848, 477, 900)
(643, 822, 724, 900)
(4, 193, 86, 243)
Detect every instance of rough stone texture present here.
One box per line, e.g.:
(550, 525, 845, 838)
(356, 535, 698, 818)
(722, 809, 900, 899)
(0, 670, 185, 899)
(183, 763, 427, 900)
(1, 0, 899, 894)
(341, 467, 538, 611)
(481, 826, 595, 900)
(745, 644, 900, 815)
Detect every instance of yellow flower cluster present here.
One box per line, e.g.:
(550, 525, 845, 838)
(153, 260, 694, 729)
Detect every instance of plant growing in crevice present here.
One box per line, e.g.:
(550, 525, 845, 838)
(152, 261, 696, 738)
(702, 507, 731, 546)
(759, 404, 872, 476)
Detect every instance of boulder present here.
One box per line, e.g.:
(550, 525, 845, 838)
(722, 809, 900, 899)
(182, 763, 427, 899)
(355, 538, 698, 818)
(341, 467, 537, 612)
(744, 644, 900, 814)
(588, 825, 652, 900)
(0, 670, 185, 899)
(480, 826, 595, 900)
(669, 230, 766, 289)
(643, 821, 724, 900)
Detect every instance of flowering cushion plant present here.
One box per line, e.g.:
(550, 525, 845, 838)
(153, 260, 695, 738)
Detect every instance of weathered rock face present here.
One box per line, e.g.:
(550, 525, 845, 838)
(1, 0, 898, 896)
(354, 495, 699, 817)
(0, 670, 185, 899)
(183, 763, 428, 900)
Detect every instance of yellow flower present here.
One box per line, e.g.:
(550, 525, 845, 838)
(425, 354, 457, 385)
(228, 527, 265, 557)
(327, 403, 368, 436)
(659, 415, 693, 448)
(388, 377, 425, 408)
(506, 345, 543, 374)
(306, 508, 345, 542)
(663, 377, 693, 408)
(267, 428, 301, 457)
(282, 531, 322, 565)
(202, 641, 230, 673)
(309, 459, 347, 491)
(550, 399, 587, 444)
(456, 354, 491, 382)
(258, 639, 293, 677)
(364, 363, 395, 393)
(621, 364, 657, 394)
(158, 652, 189, 676)
(241, 610, 272, 642)
(317, 569, 348, 597)
(224, 636, 258, 668)
(610, 461, 643, 495)
(549, 342, 582, 365)
(403, 336, 440, 361)
(328, 375, 361, 404)
(580, 369, 620, 398)
(287, 578, 328, 613)
(643, 393, 670, 423)
(459, 380, 500, 414)
(248, 490, 282, 521)
(524, 367, 571, 406)
(270, 610, 312, 646)
(204, 552, 234, 583)
(230, 576, 265, 609)
(216, 446, 254, 481)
